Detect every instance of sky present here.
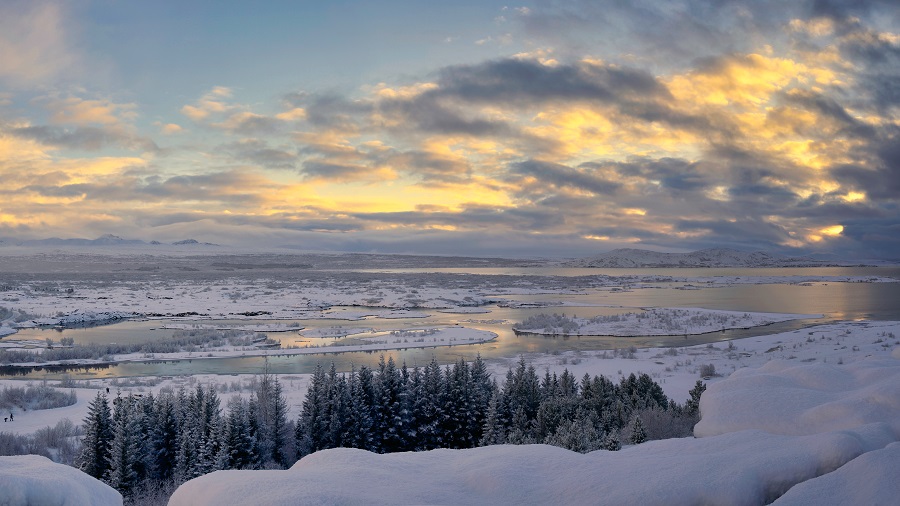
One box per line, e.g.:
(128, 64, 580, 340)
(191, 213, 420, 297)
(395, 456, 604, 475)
(0, 0, 898, 259)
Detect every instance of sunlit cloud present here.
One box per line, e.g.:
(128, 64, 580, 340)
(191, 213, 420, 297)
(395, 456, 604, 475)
(0, 1, 897, 258)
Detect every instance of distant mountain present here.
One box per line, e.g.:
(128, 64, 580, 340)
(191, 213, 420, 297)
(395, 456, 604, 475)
(172, 238, 220, 246)
(19, 234, 147, 247)
(11, 235, 221, 248)
(561, 248, 857, 268)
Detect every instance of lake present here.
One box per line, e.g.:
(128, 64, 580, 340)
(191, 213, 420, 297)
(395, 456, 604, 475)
(2, 266, 898, 379)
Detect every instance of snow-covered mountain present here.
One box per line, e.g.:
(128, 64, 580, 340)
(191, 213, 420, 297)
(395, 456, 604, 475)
(562, 247, 854, 268)
(18, 234, 147, 248)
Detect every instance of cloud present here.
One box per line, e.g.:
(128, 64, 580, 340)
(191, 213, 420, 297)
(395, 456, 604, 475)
(221, 139, 297, 169)
(159, 123, 183, 135)
(0, 1, 80, 86)
(181, 87, 236, 122)
(8, 125, 159, 152)
(511, 159, 621, 195)
(38, 96, 138, 126)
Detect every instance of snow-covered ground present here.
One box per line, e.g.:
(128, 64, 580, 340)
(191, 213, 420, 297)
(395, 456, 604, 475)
(168, 355, 900, 505)
(513, 308, 820, 336)
(0, 455, 122, 506)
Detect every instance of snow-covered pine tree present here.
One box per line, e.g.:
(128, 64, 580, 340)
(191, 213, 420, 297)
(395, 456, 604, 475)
(685, 380, 706, 417)
(417, 357, 445, 450)
(78, 391, 113, 479)
(106, 395, 142, 496)
(468, 354, 493, 444)
(376, 356, 403, 453)
(600, 431, 621, 451)
(629, 415, 647, 445)
(346, 365, 375, 451)
(269, 378, 290, 466)
(297, 363, 326, 456)
(479, 381, 506, 446)
(220, 397, 256, 469)
(401, 364, 422, 449)
(150, 392, 179, 481)
(326, 370, 350, 449)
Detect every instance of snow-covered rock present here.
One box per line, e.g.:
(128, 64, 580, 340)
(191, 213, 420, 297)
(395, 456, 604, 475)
(0, 455, 122, 506)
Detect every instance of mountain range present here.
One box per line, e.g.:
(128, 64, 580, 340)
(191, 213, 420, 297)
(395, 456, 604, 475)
(0, 234, 219, 248)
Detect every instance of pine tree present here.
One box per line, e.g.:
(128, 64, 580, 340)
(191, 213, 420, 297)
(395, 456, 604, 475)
(479, 382, 506, 446)
(600, 431, 621, 451)
(151, 393, 179, 480)
(106, 395, 142, 497)
(417, 357, 445, 450)
(377, 356, 403, 452)
(220, 397, 256, 469)
(629, 415, 647, 445)
(269, 379, 290, 466)
(685, 380, 706, 417)
(346, 365, 375, 450)
(468, 354, 492, 445)
(78, 392, 113, 479)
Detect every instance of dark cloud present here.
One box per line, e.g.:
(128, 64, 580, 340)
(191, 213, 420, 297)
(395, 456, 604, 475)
(222, 139, 297, 169)
(221, 114, 284, 136)
(9, 125, 158, 152)
(302, 160, 375, 180)
(586, 157, 713, 193)
(831, 126, 900, 200)
(512, 159, 621, 195)
(304, 94, 372, 130)
(382, 150, 472, 184)
(430, 57, 667, 104)
(18, 171, 265, 205)
(675, 218, 795, 250)
(837, 217, 900, 259)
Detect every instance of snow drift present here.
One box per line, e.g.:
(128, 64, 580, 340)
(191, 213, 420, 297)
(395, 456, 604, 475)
(170, 356, 900, 505)
(694, 358, 900, 437)
(0, 455, 122, 506)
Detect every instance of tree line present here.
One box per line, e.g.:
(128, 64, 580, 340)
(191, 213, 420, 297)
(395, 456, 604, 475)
(78, 355, 705, 502)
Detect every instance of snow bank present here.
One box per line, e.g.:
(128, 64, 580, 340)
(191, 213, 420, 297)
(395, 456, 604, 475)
(771, 441, 900, 505)
(694, 358, 900, 437)
(171, 355, 900, 506)
(170, 424, 893, 506)
(0, 455, 122, 506)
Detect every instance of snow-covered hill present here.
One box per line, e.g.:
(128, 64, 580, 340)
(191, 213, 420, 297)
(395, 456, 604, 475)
(561, 247, 856, 268)
(169, 356, 900, 505)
